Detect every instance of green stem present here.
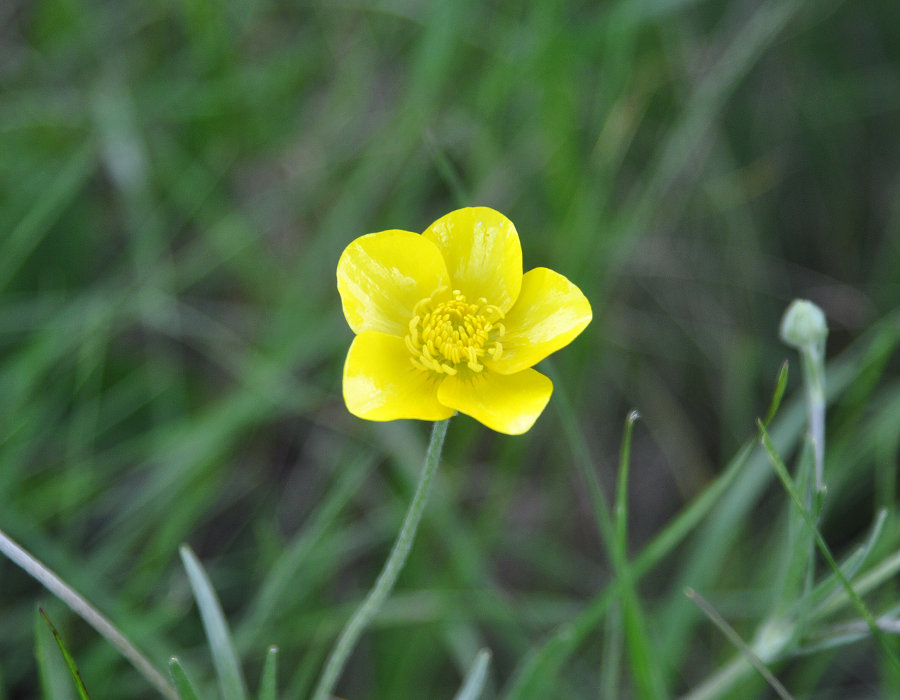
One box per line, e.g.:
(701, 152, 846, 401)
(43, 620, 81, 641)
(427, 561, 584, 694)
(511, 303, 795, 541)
(798, 339, 826, 625)
(312, 418, 451, 700)
(799, 339, 826, 504)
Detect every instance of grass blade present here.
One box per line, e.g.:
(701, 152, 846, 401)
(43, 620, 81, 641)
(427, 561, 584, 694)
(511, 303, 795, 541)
(685, 589, 793, 700)
(615, 410, 640, 556)
(38, 609, 92, 700)
(504, 439, 755, 699)
(613, 411, 666, 699)
(805, 508, 888, 617)
(0, 528, 176, 699)
(550, 366, 665, 699)
(763, 361, 789, 427)
(600, 604, 623, 700)
(168, 658, 202, 700)
(758, 421, 900, 673)
(258, 646, 279, 700)
(811, 546, 900, 622)
(35, 606, 74, 700)
(179, 544, 249, 700)
(453, 648, 492, 700)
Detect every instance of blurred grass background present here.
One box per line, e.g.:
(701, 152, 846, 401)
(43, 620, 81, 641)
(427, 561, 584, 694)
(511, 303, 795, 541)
(1, 0, 899, 697)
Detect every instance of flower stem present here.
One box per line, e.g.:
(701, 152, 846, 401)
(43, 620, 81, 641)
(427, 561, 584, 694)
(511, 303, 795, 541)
(312, 418, 451, 700)
(799, 339, 826, 507)
(797, 336, 827, 615)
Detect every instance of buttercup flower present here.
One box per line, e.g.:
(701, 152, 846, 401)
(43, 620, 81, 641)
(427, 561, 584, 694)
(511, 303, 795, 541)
(337, 207, 592, 434)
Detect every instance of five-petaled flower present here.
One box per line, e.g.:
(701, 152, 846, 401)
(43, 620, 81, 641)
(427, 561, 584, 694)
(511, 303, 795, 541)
(337, 207, 592, 434)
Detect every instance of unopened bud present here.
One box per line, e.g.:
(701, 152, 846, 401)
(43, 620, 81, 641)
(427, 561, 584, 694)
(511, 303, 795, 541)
(779, 299, 827, 349)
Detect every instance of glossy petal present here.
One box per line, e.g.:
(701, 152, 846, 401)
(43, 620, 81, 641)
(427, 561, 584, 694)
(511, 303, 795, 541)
(423, 207, 522, 313)
(437, 369, 552, 435)
(486, 267, 592, 375)
(344, 332, 455, 421)
(338, 230, 450, 336)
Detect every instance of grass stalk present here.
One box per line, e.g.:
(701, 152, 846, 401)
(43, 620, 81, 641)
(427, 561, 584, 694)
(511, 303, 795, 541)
(0, 528, 176, 699)
(685, 588, 793, 700)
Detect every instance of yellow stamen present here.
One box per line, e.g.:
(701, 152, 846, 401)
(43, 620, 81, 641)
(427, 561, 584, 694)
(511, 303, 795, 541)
(405, 288, 505, 376)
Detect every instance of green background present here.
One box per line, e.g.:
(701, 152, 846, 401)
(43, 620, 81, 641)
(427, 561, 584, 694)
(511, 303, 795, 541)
(1, 0, 899, 697)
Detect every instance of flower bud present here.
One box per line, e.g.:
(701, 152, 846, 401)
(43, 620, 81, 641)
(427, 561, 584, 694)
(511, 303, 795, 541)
(779, 299, 827, 349)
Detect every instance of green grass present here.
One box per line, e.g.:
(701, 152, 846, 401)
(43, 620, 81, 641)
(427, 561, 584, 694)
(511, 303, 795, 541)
(2, 0, 900, 697)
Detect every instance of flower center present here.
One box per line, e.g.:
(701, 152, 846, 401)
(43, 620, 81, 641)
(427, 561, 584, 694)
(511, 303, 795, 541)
(405, 288, 505, 375)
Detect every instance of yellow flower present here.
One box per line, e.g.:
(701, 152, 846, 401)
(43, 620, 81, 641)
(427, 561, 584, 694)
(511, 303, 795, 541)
(337, 207, 592, 435)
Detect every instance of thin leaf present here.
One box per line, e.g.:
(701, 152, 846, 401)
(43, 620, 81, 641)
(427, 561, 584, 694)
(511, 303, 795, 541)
(179, 544, 249, 700)
(551, 374, 664, 699)
(758, 421, 900, 673)
(0, 528, 177, 699)
(453, 649, 492, 700)
(613, 411, 666, 700)
(685, 589, 793, 700)
(258, 646, 279, 700)
(810, 546, 900, 622)
(805, 508, 888, 617)
(600, 604, 623, 700)
(798, 603, 900, 655)
(168, 658, 202, 700)
(39, 609, 92, 700)
(35, 608, 75, 700)
(615, 410, 640, 556)
(600, 410, 639, 700)
(504, 440, 754, 699)
(763, 360, 790, 427)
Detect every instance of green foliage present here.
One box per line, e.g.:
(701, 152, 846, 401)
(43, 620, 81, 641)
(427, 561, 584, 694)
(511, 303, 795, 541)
(179, 545, 248, 700)
(257, 646, 279, 700)
(453, 649, 492, 700)
(35, 608, 79, 700)
(36, 609, 92, 700)
(2, 0, 900, 697)
(168, 658, 201, 700)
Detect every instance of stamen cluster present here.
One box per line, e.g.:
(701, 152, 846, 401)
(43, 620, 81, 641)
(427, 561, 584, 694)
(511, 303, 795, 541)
(405, 289, 505, 375)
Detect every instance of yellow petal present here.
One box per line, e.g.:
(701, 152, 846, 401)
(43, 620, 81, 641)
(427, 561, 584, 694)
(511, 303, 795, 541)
(437, 369, 552, 435)
(486, 267, 592, 375)
(343, 332, 454, 422)
(422, 207, 522, 313)
(338, 230, 450, 336)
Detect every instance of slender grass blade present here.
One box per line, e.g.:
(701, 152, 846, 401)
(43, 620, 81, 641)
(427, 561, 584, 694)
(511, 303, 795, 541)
(179, 544, 249, 700)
